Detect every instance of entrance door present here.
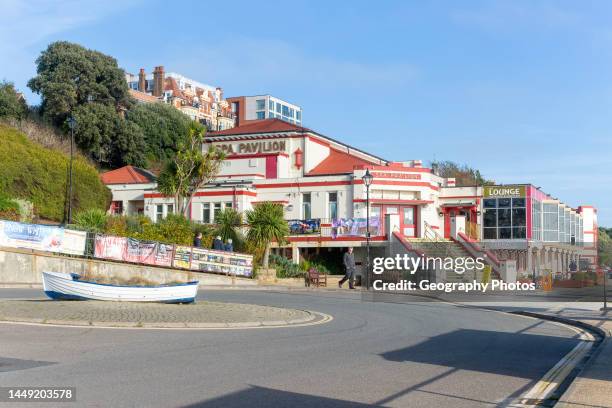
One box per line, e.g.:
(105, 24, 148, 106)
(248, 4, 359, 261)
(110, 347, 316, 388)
(400, 206, 417, 237)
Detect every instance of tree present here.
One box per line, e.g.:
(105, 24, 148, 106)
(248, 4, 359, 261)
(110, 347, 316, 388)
(125, 102, 193, 163)
(28, 41, 131, 126)
(246, 202, 289, 269)
(214, 208, 243, 246)
(157, 123, 225, 216)
(0, 81, 27, 119)
(71, 102, 146, 167)
(433, 160, 494, 186)
(598, 228, 612, 267)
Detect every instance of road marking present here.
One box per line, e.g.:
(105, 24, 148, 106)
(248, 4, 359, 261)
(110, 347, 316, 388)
(502, 315, 595, 408)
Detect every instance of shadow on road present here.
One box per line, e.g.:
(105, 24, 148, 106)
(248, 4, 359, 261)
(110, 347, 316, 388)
(381, 328, 578, 379)
(180, 385, 371, 408)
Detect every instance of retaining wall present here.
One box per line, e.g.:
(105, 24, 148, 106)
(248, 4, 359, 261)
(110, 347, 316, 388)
(0, 246, 257, 287)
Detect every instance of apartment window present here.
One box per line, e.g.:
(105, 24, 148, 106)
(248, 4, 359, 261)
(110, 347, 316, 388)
(269, 100, 274, 110)
(167, 204, 173, 215)
(156, 205, 164, 222)
(328, 192, 338, 220)
(225, 202, 233, 209)
(256, 111, 265, 120)
(296, 111, 301, 121)
(276, 102, 282, 113)
(302, 193, 311, 219)
(282, 105, 290, 116)
(202, 203, 211, 223)
(214, 203, 222, 221)
(255, 99, 265, 110)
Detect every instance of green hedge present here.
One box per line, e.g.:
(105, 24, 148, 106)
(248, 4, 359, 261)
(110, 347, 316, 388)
(0, 124, 111, 221)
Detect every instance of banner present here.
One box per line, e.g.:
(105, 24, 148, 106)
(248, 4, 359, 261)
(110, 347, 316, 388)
(0, 220, 64, 252)
(331, 218, 381, 238)
(60, 229, 87, 255)
(153, 243, 174, 267)
(173, 245, 192, 269)
(94, 235, 127, 261)
(288, 219, 321, 235)
(190, 247, 253, 277)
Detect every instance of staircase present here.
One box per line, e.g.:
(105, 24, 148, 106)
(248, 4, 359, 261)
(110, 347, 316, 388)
(407, 239, 485, 283)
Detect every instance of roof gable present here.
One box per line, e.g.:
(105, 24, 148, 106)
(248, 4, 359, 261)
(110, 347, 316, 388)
(307, 148, 374, 176)
(101, 165, 156, 185)
(208, 118, 310, 136)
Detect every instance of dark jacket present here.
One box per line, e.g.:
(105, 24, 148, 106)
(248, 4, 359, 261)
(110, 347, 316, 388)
(212, 238, 223, 251)
(224, 243, 233, 252)
(343, 252, 356, 271)
(193, 237, 202, 247)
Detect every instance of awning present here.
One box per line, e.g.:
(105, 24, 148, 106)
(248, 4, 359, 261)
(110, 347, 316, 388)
(440, 200, 477, 207)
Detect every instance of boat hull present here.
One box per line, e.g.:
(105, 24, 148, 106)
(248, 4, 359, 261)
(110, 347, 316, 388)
(42, 272, 198, 303)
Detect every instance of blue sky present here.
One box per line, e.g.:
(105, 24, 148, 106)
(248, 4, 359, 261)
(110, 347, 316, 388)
(2, 0, 611, 226)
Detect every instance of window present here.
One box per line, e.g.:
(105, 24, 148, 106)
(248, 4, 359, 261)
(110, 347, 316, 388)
(225, 202, 233, 209)
(296, 111, 301, 121)
(214, 203, 222, 221)
(256, 111, 265, 120)
(276, 102, 282, 113)
(110, 201, 123, 215)
(167, 204, 173, 215)
(202, 203, 211, 223)
(255, 99, 265, 110)
(302, 193, 311, 219)
(269, 100, 274, 110)
(282, 105, 290, 116)
(328, 192, 338, 219)
(483, 194, 527, 240)
(156, 205, 163, 222)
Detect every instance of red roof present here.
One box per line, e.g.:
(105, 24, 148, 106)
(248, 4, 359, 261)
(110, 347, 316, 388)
(209, 118, 311, 136)
(307, 148, 374, 176)
(129, 89, 160, 103)
(101, 166, 156, 185)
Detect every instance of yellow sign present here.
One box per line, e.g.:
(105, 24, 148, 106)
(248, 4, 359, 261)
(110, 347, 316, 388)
(483, 185, 526, 198)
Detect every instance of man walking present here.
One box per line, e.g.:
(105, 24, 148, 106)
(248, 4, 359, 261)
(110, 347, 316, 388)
(339, 247, 356, 289)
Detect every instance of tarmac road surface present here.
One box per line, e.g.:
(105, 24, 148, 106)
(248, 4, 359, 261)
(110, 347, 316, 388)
(0, 288, 580, 407)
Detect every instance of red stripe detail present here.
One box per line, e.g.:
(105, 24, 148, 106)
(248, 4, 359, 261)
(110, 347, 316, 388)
(144, 190, 257, 198)
(254, 180, 352, 188)
(219, 173, 265, 178)
(226, 153, 289, 159)
(286, 236, 387, 242)
(353, 199, 434, 205)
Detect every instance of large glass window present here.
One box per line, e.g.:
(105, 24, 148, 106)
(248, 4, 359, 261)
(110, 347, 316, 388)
(483, 195, 527, 240)
(156, 204, 163, 222)
(276, 103, 282, 113)
(268, 100, 274, 110)
(255, 99, 265, 110)
(328, 192, 338, 219)
(256, 111, 265, 120)
(302, 193, 311, 219)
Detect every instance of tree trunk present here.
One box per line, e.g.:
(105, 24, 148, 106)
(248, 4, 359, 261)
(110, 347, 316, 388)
(263, 242, 271, 269)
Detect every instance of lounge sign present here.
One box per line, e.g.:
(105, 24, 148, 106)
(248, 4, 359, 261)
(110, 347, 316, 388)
(484, 185, 526, 198)
(216, 140, 287, 155)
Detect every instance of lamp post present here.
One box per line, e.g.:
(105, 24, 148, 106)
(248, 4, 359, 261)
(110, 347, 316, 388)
(66, 116, 76, 224)
(362, 169, 373, 290)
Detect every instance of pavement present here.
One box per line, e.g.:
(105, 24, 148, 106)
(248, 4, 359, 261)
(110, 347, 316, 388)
(0, 287, 590, 408)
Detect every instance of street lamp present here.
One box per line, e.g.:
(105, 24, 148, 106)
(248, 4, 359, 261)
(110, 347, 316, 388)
(66, 116, 76, 224)
(362, 169, 373, 289)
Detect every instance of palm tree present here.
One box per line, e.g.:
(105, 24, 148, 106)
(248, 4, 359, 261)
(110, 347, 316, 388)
(246, 202, 289, 269)
(214, 208, 243, 246)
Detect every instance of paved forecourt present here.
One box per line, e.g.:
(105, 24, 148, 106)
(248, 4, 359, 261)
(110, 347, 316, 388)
(0, 299, 323, 328)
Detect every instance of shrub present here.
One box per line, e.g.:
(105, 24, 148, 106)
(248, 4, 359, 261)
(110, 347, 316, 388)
(73, 208, 108, 233)
(0, 124, 111, 221)
(270, 254, 305, 278)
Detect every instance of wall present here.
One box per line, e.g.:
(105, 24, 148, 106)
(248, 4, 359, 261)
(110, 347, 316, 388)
(0, 247, 257, 287)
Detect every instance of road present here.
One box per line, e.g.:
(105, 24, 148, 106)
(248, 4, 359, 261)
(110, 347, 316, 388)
(0, 288, 581, 407)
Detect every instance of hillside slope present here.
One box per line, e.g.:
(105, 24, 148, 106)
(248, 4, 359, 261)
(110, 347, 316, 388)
(0, 124, 111, 222)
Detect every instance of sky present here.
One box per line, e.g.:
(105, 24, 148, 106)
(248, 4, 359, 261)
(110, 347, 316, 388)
(1, 0, 611, 226)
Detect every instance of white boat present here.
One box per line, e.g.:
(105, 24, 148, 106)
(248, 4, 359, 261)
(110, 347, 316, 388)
(42, 271, 198, 303)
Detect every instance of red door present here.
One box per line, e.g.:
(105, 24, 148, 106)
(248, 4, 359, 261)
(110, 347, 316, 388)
(400, 206, 417, 237)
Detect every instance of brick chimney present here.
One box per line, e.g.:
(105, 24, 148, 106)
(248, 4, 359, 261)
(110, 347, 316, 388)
(153, 66, 165, 97)
(138, 68, 146, 92)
